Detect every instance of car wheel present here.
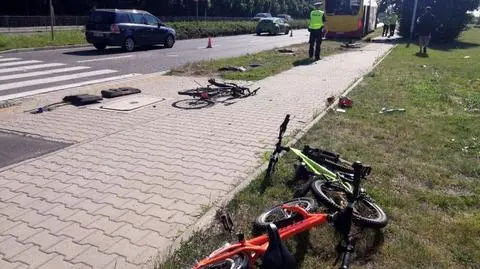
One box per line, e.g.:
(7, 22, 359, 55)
(164, 34, 175, 48)
(123, 37, 135, 52)
(285, 28, 290, 35)
(274, 27, 280, 35)
(256, 31, 261, 36)
(93, 43, 107, 50)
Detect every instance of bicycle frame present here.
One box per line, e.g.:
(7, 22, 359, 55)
(192, 205, 330, 269)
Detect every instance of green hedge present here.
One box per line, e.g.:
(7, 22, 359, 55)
(167, 20, 308, 39)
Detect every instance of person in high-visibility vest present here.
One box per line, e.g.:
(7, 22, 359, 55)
(308, 2, 327, 61)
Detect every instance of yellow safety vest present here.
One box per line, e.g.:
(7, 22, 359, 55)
(309, 9, 324, 30)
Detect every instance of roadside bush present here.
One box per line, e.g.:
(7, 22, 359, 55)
(167, 20, 309, 39)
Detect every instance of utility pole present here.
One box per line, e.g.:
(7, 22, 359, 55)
(49, 0, 55, 40)
(196, 0, 199, 21)
(409, 0, 419, 40)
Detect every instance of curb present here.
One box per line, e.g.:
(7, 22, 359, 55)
(165, 43, 398, 260)
(0, 44, 91, 54)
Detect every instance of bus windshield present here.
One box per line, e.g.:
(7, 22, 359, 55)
(325, 0, 362, 15)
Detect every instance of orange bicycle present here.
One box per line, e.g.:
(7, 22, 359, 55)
(192, 162, 369, 269)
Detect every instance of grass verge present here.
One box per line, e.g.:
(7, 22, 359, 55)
(0, 30, 87, 51)
(167, 39, 352, 81)
(157, 27, 480, 269)
(0, 20, 308, 51)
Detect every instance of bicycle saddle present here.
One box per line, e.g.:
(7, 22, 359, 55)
(261, 223, 298, 269)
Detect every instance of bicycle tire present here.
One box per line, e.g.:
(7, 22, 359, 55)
(196, 251, 249, 269)
(178, 87, 221, 98)
(252, 197, 318, 235)
(311, 180, 388, 228)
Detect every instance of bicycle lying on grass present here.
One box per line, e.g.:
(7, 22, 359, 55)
(192, 162, 369, 269)
(261, 114, 388, 229)
(173, 79, 260, 109)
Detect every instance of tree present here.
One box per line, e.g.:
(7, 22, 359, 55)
(398, 0, 480, 41)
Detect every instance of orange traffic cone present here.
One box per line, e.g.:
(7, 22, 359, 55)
(206, 36, 213, 48)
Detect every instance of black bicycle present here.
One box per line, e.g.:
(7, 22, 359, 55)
(178, 78, 260, 99)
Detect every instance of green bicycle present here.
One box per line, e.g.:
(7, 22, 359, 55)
(259, 114, 388, 229)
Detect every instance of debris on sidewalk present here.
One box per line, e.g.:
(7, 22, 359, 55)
(326, 96, 335, 106)
(216, 208, 235, 233)
(278, 48, 295, 53)
(0, 100, 21, 109)
(341, 42, 361, 49)
(464, 56, 471, 59)
(379, 107, 406, 114)
(219, 66, 247, 72)
(101, 87, 141, 98)
(335, 108, 347, 113)
(338, 96, 353, 108)
(63, 94, 103, 106)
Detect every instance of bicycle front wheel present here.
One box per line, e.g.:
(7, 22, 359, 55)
(312, 180, 388, 228)
(253, 197, 318, 235)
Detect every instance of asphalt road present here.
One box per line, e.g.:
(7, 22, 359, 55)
(0, 30, 309, 100)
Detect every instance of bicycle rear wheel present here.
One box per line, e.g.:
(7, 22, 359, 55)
(178, 87, 220, 98)
(252, 197, 318, 235)
(312, 180, 388, 228)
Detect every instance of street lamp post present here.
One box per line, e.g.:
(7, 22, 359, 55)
(49, 0, 55, 40)
(409, 0, 419, 40)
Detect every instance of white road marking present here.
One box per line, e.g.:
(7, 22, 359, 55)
(0, 58, 22, 62)
(0, 73, 142, 101)
(0, 69, 117, 91)
(0, 66, 91, 81)
(0, 60, 42, 68)
(0, 63, 66, 74)
(76, 55, 134, 63)
(167, 54, 179, 57)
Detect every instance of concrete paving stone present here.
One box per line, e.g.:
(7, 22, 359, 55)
(0, 236, 32, 259)
(113, 210, 152, 229)
(11, 209, 50, 226)
(64, 210, 103, 227)
(9, 245, 57, 268)
(3, 221, 44, 242)
(51, 193, 86, 208)
(44, 204, 80, 220)
(0, 187, 21, 202)
(12, 184, 45, 198)
(30, 188, 64, 202)
(0, 217, 21, 234)
(120, 198, 155, 213)
(0, 203, 30, 220)
(34, 216, 72, 234)
(23, 229, 64, 251)
(24, 197, 62, 214)
(37, 254, 93, 269)
(2, 181, 29, 192)
(79, 188, 111, 202)
(0, 258, 29, 269)
(71, 198, 104, 213)
(84, 216, 125, 235)
(56, 222, 96, 242)
(70, 246, 118, 269)
(93, 204, 128, 220)
(134, 230, 171, 250)
(111, 223, 150, 245)
(105, 238, 157, 265)
(79, 230, 122, 252)
(139, 217, 181, 238)
(45, 237, 92, 260)
(141, 204, 176, 221)
(100, 256, 139, 269)
(166, 212, 198, 226)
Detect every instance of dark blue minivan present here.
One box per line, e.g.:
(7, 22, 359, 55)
(85, 9, 176, 52)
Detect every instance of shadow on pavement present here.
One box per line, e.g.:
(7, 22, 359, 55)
(63, 45, 167, 56)
(293, 58, 315, 66)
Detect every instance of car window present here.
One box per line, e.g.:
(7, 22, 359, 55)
(144, 14, 158, 26)
(131, 13, 145, 24)
(115, 13, 130, 23)
(88, 11, 115, 24)
(278, 19, 284, 23)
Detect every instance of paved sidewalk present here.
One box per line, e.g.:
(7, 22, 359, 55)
(0, 42, 393, 269)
